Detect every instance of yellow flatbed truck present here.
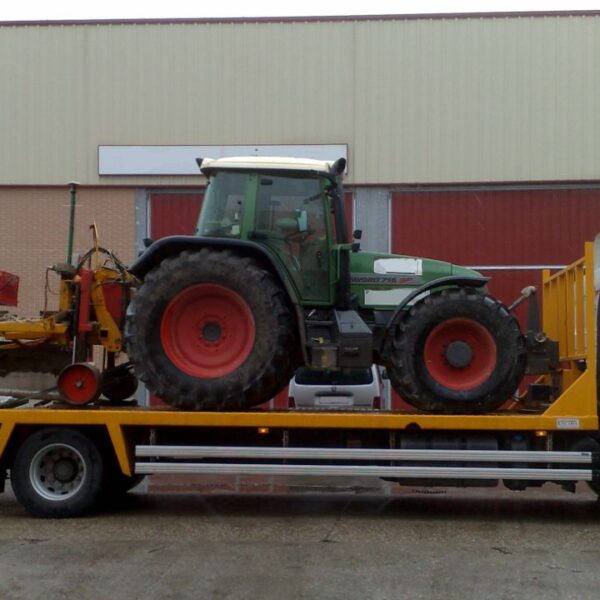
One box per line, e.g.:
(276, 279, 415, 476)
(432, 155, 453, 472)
(0, 241, 599, 518)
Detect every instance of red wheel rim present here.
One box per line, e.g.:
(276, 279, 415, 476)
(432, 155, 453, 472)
(423, 318, 497, 391)
(57, 363, 101, 405)
(160, 283, 256, 379)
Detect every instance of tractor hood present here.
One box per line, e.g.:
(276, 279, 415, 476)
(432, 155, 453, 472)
(349, 250, 482, 310)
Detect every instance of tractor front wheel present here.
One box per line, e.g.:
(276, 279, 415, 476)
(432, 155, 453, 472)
(125, 249, 296, 410)
(389, 288, 526, 414)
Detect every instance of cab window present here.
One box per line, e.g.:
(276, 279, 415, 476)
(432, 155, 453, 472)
(196, 172, 248, 238)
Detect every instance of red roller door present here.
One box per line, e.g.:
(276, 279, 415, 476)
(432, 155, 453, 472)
(389, 187, 600, 409)
(391, 188, 600, 306)
(150, 192, 204, 239)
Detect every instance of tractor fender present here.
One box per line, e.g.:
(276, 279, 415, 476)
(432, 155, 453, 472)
(128, 235, 301, 306)
(379, 275, 489, 359)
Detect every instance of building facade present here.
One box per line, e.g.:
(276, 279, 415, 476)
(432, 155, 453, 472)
(1, 12, 599, 401)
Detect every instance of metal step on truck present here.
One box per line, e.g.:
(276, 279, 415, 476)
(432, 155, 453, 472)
(0, 233, 599, 518)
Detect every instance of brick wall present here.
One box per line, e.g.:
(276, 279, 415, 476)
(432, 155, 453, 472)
(0, 187, 136, 317)
(0, 187, 136, 391)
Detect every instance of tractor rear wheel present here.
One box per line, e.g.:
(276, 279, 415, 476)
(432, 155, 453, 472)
(125, 249, 296, 410)
(389, 288, 526, 414)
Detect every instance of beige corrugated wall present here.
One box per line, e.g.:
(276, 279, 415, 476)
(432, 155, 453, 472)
(0, 188, 135, 317)
(0, 15, 599, 186)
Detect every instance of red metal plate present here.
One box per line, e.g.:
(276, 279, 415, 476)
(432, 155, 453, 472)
(0, 270, 19, 306)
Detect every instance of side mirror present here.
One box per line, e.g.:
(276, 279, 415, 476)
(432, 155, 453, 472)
(353, 229, 362, 240)
(330, 157, 347, 176)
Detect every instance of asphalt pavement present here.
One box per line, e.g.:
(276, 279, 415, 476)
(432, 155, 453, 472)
(1, 481, 599, 600)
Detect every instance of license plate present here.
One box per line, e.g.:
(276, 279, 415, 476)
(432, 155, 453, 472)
(315, 396, 353, 406)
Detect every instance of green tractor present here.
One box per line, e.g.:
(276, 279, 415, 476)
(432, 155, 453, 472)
(126, 156, 531, 414)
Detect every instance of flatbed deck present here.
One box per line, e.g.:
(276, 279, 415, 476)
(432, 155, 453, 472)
(0, 396, 597, 433)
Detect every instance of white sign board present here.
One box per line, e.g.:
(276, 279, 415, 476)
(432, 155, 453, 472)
(98, 144, 348, 176)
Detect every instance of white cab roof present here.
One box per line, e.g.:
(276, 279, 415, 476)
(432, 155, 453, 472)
(199, 156, 338, 176)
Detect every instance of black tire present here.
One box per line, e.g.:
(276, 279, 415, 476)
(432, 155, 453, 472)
(125, 249, 296, 410)
(389, 287, 526, 414)
(10, 428, 104, 518)
(101, 365, 139, 403)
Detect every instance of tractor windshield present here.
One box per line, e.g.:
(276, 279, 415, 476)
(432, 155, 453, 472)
(196, 172, 248, 238)
(196, 169, 333, 303)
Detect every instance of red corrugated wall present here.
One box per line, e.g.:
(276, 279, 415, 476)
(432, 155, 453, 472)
(393, 189, 598, 264)
(389, 187, 600, 409)
(391, 188, 600, 304)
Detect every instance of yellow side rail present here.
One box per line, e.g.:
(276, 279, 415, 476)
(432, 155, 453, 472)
(541, 241, 597, 417)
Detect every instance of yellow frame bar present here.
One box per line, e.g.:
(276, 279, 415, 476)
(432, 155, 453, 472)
(0, 403, 598, 477)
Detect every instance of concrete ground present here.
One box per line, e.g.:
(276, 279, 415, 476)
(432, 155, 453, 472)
(1, 480, 599, 600)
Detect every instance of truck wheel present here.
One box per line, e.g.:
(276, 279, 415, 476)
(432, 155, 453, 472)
(10, 428, 104, 518)
(389, 288, 526, 414)
(125, 249, 296, 410)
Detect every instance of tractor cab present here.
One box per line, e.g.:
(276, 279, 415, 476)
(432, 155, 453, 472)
(197, 156, 347, 304)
